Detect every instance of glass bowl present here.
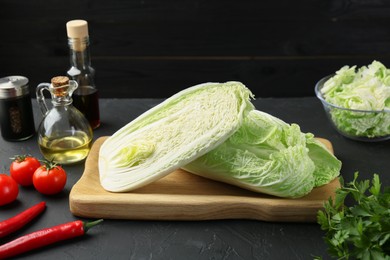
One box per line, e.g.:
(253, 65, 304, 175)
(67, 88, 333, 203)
(315, 75, 390, 142)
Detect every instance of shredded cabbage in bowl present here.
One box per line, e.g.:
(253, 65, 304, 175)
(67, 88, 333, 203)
(315, 61, 390, 140)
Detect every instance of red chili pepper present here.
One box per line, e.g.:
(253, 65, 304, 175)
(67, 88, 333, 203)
(0, 202, 46, 238)
(0, 219, 102, 259)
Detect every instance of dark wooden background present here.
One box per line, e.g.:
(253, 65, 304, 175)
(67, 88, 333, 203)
(1, 0, 390, 98)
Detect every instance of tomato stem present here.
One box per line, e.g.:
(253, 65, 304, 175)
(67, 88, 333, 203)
(10, 154, 32, 162)
(39, 158, 59, 170)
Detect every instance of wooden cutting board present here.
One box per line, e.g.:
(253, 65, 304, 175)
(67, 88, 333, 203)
(69, 137, 340, 222)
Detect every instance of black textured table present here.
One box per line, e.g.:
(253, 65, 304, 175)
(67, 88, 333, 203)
(1, 98, 389, 259)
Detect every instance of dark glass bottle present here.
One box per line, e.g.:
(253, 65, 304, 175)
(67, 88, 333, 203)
(66, 20, 100, 129)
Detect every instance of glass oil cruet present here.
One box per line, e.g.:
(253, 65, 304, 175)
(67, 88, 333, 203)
(36, 76, 93, 164)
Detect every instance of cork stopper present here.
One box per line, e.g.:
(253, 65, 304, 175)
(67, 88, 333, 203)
(66, 20, 89, 38)
(51, 76, 69, 87)
(51, 76, 70, 97)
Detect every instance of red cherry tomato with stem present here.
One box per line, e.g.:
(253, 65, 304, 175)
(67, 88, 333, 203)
(10, 155, 41, 186)
(0, 174, 19, 206)
(33, 160, 67, 195)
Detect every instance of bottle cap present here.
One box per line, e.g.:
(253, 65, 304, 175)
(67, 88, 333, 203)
(66, 20, 89, 38)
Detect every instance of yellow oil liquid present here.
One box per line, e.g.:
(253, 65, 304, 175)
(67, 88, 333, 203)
(39, 131, 92, 165)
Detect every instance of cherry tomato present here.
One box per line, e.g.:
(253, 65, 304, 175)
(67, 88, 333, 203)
(10, 155, 41, 186)
(33, 161, 67, 195)
(0, 174, 19, 206)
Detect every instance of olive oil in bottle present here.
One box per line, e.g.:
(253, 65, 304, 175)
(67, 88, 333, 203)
(36, 76, 93, 165)
(39, 131, 92, 165)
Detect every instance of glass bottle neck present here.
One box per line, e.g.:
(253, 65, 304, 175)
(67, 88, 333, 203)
(50, 82, 76, 106)
(52, 98, 73, 107)
(68, 37, 91, 68)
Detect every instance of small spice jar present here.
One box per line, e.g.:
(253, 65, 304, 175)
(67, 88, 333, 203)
(0, 76, 35, 141)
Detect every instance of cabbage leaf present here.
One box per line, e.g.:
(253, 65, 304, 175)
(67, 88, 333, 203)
(183, 110, 341, 198)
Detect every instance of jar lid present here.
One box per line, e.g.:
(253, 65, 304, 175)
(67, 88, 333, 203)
(0, 76, 29, 99)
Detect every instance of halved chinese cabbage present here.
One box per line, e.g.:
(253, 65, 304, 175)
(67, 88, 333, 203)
(99, 82, 254, 192)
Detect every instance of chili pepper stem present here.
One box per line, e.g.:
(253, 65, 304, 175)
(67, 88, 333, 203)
(83, 219, 103, 232)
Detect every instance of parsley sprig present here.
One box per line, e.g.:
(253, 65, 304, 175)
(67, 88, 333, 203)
(317, 172, 390, 260)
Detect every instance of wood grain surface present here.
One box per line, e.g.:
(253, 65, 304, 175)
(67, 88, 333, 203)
(69, 136, 340, 222)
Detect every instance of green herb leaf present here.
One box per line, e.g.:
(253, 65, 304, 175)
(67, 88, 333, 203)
(317, 172, 390, 259)
(370, 174, 381, 196)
